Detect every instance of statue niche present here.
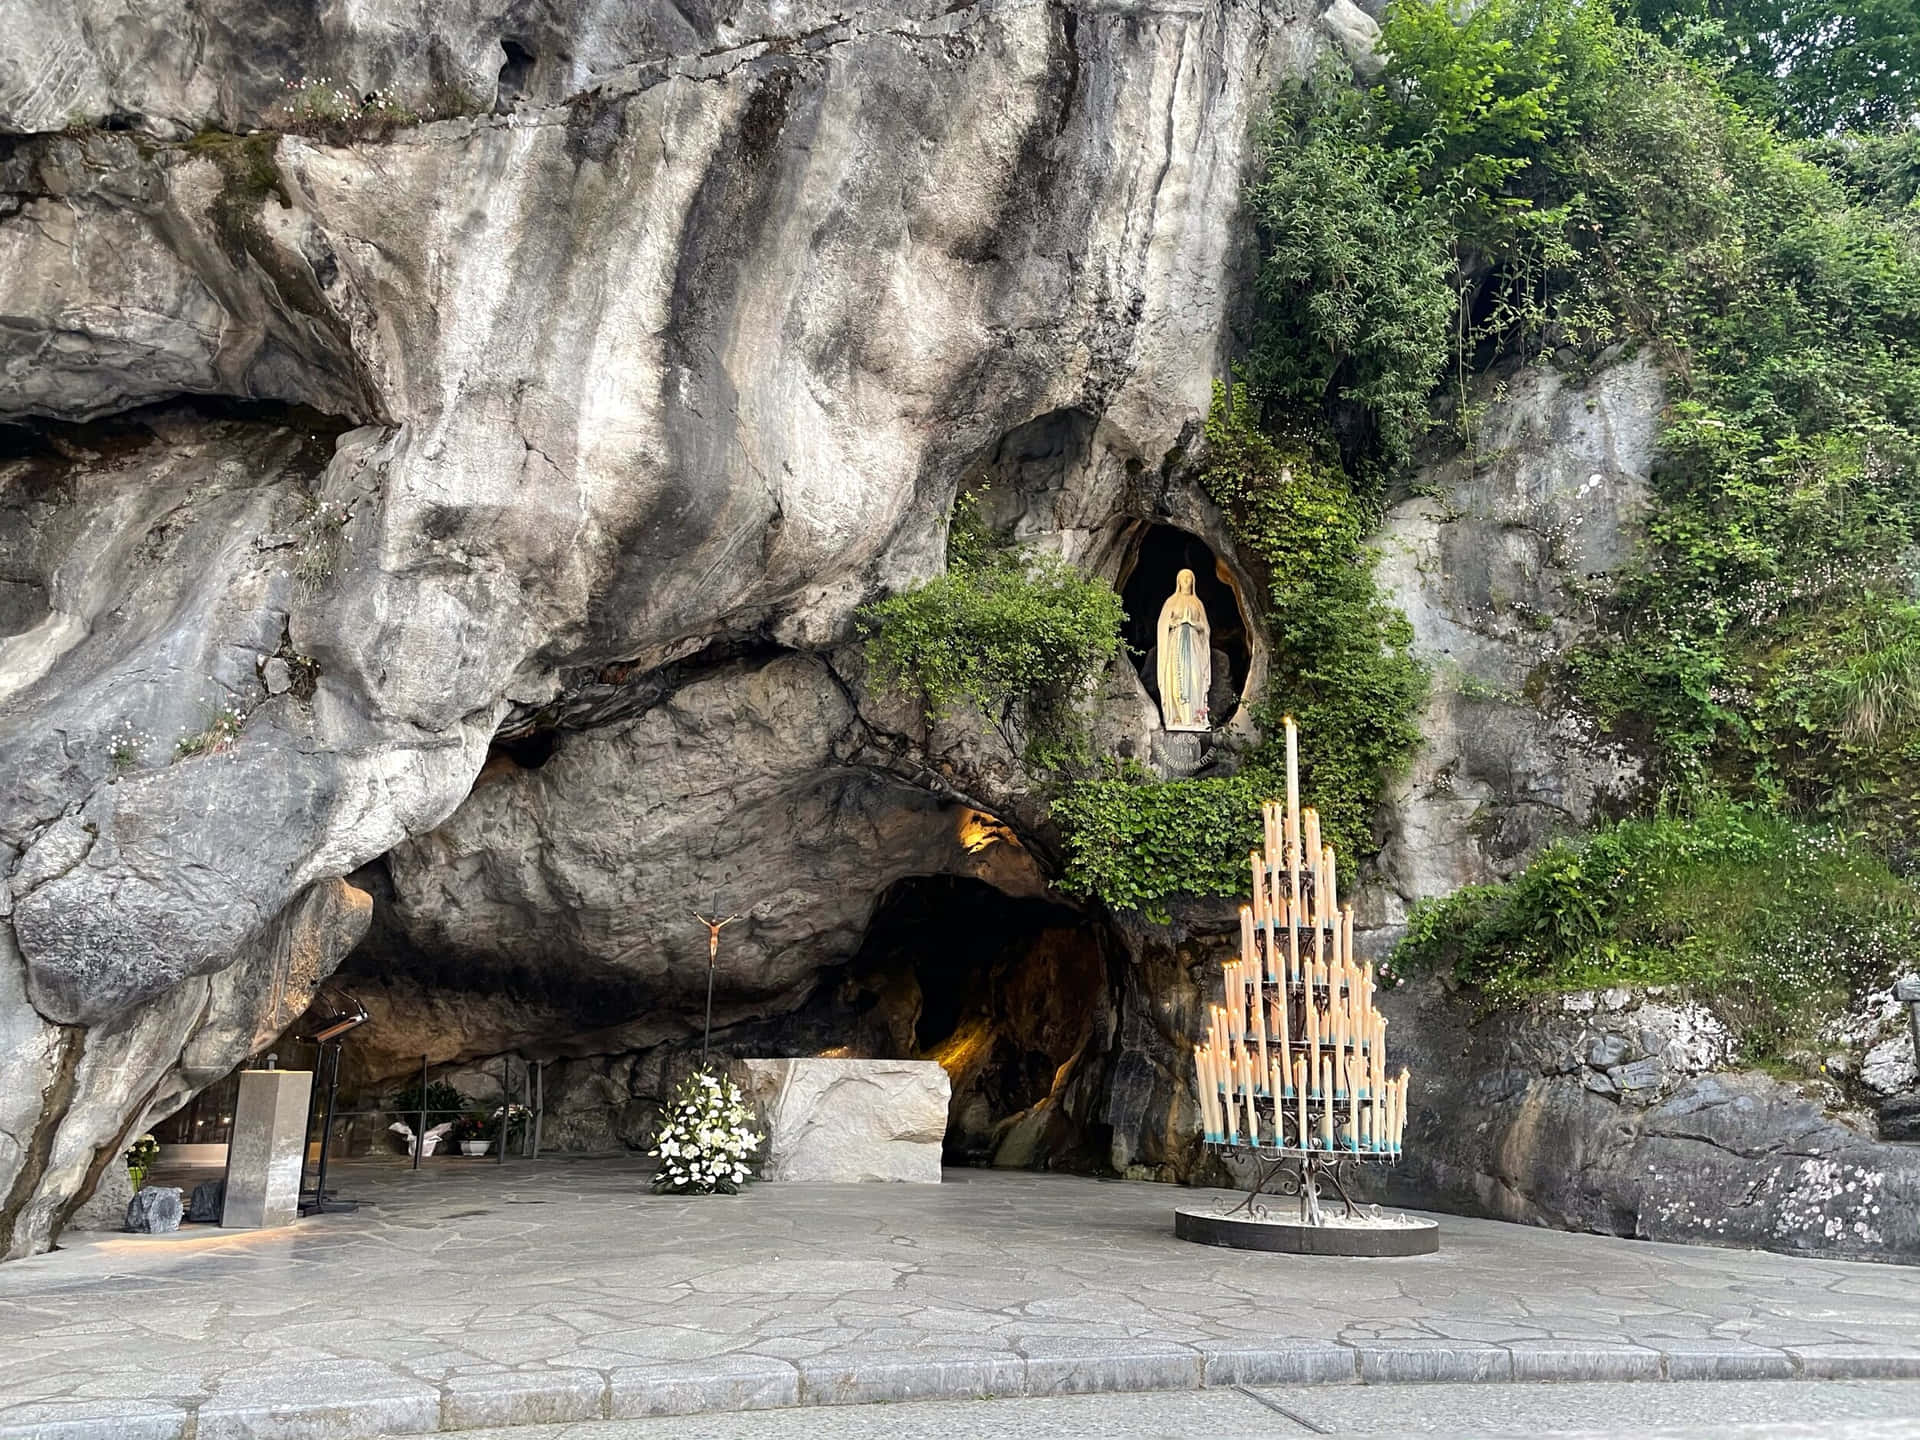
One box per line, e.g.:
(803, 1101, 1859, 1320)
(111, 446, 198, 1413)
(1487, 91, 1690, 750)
(1155, 568, 1212, 732)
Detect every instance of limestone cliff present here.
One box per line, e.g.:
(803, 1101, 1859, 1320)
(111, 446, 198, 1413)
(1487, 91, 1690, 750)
(0, 0, 1348, 1257)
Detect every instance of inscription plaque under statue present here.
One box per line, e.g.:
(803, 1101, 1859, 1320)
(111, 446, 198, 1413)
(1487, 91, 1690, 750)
(221, 1069, 312, 1229)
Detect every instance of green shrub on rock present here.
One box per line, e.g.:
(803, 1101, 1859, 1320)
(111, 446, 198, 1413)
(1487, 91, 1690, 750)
(859, 499, 1125, 772)
(1394, 804, 1920, 1050)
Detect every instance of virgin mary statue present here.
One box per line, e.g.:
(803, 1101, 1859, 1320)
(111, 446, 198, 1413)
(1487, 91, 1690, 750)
(1156, 568, 1211, 732)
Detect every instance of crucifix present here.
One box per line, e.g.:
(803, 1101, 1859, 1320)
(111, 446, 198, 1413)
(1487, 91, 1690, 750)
(692, 909, 742, 1065)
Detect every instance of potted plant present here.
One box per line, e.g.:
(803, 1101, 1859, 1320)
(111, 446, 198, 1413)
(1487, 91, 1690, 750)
(450, 1113, 494, 1156)
(125, 1133, 159, 1191)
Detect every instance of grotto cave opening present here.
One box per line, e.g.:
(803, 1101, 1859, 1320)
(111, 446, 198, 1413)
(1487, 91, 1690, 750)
(844, 875, 1110, 1167)
(1118, 525, 1249, 727)
(250, 850, 1118, 1175)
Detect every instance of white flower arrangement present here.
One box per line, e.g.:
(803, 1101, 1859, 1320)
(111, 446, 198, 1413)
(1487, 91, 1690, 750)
(650, 1070, 763, 1195)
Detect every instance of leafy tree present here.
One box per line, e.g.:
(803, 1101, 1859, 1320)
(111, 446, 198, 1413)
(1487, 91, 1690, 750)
(1627, 0, 1920, 136)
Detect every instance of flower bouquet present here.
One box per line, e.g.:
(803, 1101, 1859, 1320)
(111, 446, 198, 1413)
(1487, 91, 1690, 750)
(651, 1070, 763, 1194)
(125, 1133, 159, 1191)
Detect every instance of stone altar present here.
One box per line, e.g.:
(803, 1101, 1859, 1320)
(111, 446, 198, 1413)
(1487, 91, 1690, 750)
(221, 1069, 311, 1228)
(730, 1059, 948, 1183)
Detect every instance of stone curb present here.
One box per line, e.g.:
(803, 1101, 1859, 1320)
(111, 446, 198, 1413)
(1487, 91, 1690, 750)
(6, 1341, 1919, 1439)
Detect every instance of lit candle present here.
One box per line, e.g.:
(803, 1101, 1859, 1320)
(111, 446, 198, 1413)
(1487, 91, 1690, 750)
(1324, 844, 1338, 921)
(1263, 802, 1280, 898)
(1368, 1019, 1383, 1116)
(1240, 905, 1257, 983)
(1397, 1068, 1410, 1152)
(1303, 808, 1322, 921)
(1223, 1051, 1239, 1148)
(1249, 850, 1267, 940)
(1198, 1046, 1218, 1141)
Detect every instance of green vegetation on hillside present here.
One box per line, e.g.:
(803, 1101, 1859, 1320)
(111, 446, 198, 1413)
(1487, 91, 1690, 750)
(1261, 0, 1920, 1014)
(1396, 804, 1920, 1050)
(870, 0, 1920, 993)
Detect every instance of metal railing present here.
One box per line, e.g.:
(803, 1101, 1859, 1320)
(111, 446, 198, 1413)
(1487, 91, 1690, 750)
(305, 1052, 548, 1179)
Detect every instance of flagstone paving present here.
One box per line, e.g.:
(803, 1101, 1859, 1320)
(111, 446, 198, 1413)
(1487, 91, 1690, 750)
(4, 1156, 1920, 1439)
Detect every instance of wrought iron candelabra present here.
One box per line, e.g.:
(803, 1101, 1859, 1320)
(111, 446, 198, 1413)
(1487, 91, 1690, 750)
(1193, 716, 1408, 1227)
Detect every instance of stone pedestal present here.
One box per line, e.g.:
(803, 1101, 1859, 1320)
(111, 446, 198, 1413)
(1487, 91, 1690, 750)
(730, 1059, 948, 1183)
(221, 1069, 312, 1229)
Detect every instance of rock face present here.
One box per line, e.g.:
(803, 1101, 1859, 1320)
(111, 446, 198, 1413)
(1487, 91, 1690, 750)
(124, 1185, 183, 1234)
(0, 0, 1328, 1255)
(1379, 980, 1920, 1263)
(732, 1058, 949, 1182)
(1366, 358, 1658, 941)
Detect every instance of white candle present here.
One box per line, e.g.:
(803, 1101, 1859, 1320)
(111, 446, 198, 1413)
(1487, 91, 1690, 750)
(1307, 982, 1320, 1092)
(1273, 975, 1290, 1071)
(1318, 1059, 1334, 1149)
(1285, 715, 1301, 886)
(1197, 1046, 1216, 1140)
(1324, 844, 1338, 921)
(1242, 1048, 1260, 1145)
(1303, 809, 1322, 922)
(1293, 1055, 1308, 1150)
(1285, 895, 1300, 985)
(1252, 953, 1269, 1086)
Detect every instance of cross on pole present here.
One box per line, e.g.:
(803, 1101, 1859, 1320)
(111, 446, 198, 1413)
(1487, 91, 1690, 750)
(692, 910, 741, 1067)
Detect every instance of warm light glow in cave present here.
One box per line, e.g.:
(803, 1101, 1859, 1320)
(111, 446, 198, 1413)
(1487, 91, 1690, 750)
(957, 809, 1018, 854)
(926, 1018, 992, 1079)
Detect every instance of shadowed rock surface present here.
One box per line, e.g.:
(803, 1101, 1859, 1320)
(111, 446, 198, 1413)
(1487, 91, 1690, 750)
(1378, 978, 1920, 1263)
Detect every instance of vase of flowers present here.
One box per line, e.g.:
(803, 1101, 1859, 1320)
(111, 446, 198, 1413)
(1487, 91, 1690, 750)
(450, 1113, 493, 1156)
(651, 1070, 763, 1194)
(125, 1133, 159, 1191)
(492, 1103, 532, 1153)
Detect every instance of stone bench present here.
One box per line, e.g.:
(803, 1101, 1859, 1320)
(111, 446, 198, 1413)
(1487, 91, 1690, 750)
(730, 1059, 949, 1183)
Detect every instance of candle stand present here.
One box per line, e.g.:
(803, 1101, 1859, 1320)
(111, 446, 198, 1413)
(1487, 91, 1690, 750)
(1173, 717, 1439, 1257)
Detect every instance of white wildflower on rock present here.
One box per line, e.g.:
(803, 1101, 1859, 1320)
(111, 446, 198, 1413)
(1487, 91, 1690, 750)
(649, 1069, 764, 1195)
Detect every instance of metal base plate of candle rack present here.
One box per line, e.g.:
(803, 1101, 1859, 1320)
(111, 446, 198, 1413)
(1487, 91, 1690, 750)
(1172, 721, 1439, 1257)
(1174, 1148, 1438, 1256)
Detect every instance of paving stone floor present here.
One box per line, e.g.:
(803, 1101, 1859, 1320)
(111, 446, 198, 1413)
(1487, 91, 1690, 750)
(4, 1156, 1920, 1440)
